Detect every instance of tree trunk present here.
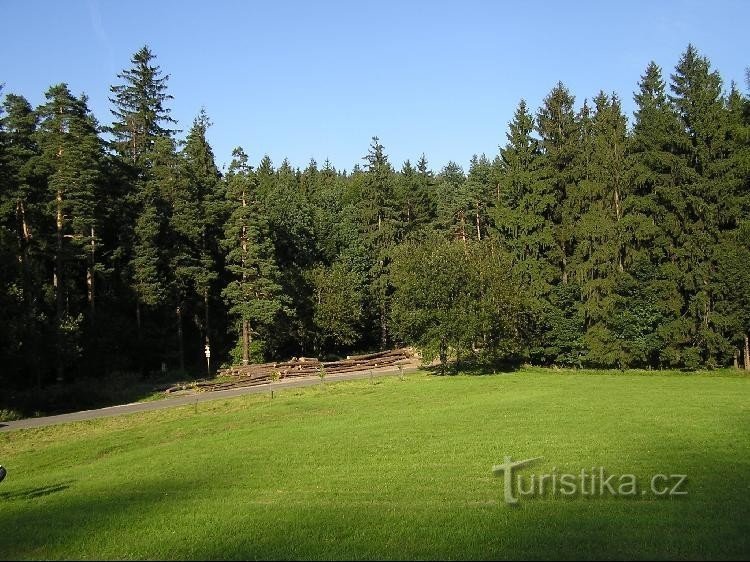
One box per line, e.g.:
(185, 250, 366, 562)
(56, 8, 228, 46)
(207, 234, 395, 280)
(136, 301, 144, 376)
(17, 199, 40, 387)
(204, 288, 211, 350)
(55, 187, 65, 383)
(242, 319, 250, 366)
(380, 302, 388, 351)
(240, 188, 248, 367)
(614, 186, 624, 273)
(475, 202, 482, 241)
(744, 334, 749, 371)
(176, 305, 185, 372)
(439, 340, 448, 374)
(87, 226, 96, 322)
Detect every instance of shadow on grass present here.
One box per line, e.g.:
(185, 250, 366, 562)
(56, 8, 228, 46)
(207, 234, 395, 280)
(2, 460, 746, 560)
(1, 416, 749, 559)
(0, 480, 73, 501)
(424, 359, 523, 377)
(0, 370, 211, 419)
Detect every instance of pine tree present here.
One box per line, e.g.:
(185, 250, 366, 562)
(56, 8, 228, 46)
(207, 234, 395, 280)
(0, 87, 24, 385)
(0, 92, 46, 385)
(35, 84, 104, 381)
(222, 148, 287, 364)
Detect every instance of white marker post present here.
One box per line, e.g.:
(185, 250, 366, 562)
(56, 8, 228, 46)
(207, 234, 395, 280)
(204, 343, 211, 377)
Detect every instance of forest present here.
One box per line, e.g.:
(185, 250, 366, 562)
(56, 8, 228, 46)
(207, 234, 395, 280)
(1, 43, 749, 395)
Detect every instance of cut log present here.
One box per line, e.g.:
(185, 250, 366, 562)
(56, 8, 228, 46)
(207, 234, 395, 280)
(167, 348, 417, 395)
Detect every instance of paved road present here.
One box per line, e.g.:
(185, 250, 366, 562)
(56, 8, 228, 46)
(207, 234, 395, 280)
(0, 366, 423, 433)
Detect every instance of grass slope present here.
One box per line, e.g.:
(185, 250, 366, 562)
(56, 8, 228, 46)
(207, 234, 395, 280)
(1, 369, 748, 560)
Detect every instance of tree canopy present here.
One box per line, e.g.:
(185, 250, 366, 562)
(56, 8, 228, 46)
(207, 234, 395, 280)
(1, 43, 749, 393)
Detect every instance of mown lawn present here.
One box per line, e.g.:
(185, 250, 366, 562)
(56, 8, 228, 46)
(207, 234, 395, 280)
(1, 369, 748, 560)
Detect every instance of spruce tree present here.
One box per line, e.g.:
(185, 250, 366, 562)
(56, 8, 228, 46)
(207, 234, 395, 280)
(491, 99, 551, 362)
(466, 154, 494, 241)
(178, 109, 222, 365)
(262, 158, 316, 354)
(109, 45, 177, 372)
(577, 92, 630, 366)
(109, 45, 176, 168)
(434, 161, 471, 242)
(536, 82, 579, 285)
(395, 158, 434, 238)
(222, 148, 286, 364)
(536, 82, 585, 365)
(624, 61, 686, 367)
(359, 137, 401, 349)
(669, 44, 734, 366)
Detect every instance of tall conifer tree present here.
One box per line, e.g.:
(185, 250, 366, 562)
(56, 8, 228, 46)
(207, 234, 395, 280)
(222, 148, 286, 364)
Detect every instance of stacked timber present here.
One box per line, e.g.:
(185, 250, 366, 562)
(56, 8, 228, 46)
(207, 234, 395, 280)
(164, 348, 415, 394)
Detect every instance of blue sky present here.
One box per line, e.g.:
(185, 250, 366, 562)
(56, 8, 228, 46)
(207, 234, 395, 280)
(1, 0, 748, 173)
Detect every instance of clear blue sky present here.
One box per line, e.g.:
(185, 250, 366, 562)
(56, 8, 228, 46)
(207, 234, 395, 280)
(2, 0, 748, 173)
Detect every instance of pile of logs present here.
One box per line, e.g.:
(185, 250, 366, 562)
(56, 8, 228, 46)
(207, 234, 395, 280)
(164, 348, 415, 394)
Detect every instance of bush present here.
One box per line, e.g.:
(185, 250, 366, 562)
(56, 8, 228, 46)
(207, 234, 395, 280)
(390, 237, 525, 369)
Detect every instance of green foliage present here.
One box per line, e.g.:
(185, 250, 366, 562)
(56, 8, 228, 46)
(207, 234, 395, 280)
(390, 237, 523, 367)
(310, 262, 364, 350)
(3, 42, 750, 393)
(229, 334, 265, 365)
(108, 45, 176, 166)
(221, 148, 288, 361)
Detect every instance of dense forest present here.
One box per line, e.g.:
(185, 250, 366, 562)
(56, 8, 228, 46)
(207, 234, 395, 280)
(1, 43, 749, 393)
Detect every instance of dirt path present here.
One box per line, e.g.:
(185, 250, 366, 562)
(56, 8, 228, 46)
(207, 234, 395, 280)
(0, 364, 425, 433)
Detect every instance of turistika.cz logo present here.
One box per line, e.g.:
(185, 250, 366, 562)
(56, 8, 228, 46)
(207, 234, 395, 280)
(492, 456, 687, 505)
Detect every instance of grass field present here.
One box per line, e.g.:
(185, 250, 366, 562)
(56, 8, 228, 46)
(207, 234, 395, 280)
(1, 369, 749, 560)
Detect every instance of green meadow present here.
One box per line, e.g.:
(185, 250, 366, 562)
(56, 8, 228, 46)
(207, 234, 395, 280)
(1, 369, 748, 560)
